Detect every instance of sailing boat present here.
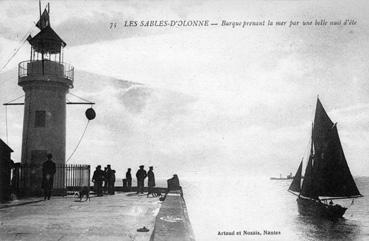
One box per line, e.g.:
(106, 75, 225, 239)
(288, 98, 363, 219)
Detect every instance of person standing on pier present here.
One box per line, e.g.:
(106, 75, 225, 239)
(126, 168, 132, 191)
(92, 165, 104, 196)
(136, 165, 147, 194)
(108, 169, 116, 195)
(103, 166, 108, 194)
(105, 165, 113, 194)
(42, 153, 56, 200)
(147, 166, 156, 197)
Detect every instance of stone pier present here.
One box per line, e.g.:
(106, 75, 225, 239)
(150, 191, 195, 241)
(0, 193, 160, 241)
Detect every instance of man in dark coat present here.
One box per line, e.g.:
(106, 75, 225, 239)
(126, 168, 132, 191)
(147, 166, 155, 197)
(103, 166, 108, 194)
(92, 165, 104, 196)
(42, 153, 56, 200)
(136, 165, 147, 194)
(105, 165, 113, 194)
(108, 169, 116, 195)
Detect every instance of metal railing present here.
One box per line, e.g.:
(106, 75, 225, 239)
(11, 163, 90, 196)
(18, 60, 74, 83)
(65, 164, 90, 190)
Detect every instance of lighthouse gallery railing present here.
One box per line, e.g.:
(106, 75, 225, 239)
(18, 60, 74, 84)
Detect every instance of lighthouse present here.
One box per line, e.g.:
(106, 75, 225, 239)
(18, 5, 73, 194)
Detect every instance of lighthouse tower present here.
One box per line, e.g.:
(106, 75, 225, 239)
(18, 5, 73, 194)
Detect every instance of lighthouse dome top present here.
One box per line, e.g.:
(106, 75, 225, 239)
(27, 26, 66, 54)
(26, 3, 66, 54)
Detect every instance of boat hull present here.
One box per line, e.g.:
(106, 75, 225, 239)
(297, 197, 347, 220)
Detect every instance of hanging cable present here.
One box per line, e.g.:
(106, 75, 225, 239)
(65, 92, 95, 163)
(5, 105, 8, 144)
(0, 24, 35, 74)
(66, 120, 90, 163)
(68, 92, 93, 103)
(3, 94, 25, 144)
(343, 198, 356, 209)
(4, 94, 25, 104)
(0, 40, 25, 72)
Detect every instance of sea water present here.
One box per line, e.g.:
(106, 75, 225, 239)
(182, 176, 369, 241)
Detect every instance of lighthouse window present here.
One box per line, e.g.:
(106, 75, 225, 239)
(35, 111, 46, 127)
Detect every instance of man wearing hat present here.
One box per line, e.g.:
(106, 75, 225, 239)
(105, 164, 113, 194)
(147, 166, 155, 197)
(42, 153, 56, 200)
(136, 165, 147, 194)
(126, 168, 132, 191)
(92, 165, 104, 196)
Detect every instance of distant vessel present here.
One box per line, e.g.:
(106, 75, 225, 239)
(270, 173, 294, 180)
(288, 98, 363, 219)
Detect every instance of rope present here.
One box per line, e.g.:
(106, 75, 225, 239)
(0, 40, 25, 72)
(68, 92, 93, 103)
(300, 102, 316, 167)
(342, 198, 355, 209)
(0, 24, 35, 74)
(66, 120, 90, 163)
(5, 95, 25, 104)
(3, 95, 25, 144)
(5, 106, 8, 144)
(301, 134, 311, 161)
(65, 93, 95, 163)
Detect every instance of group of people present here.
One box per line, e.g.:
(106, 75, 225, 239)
(39, 150, 163, 200)
(125, 165, 156, 197)
(92, 165, 116, 196)
(42, 155, 158, 199)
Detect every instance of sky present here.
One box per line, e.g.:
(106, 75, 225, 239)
(0, 0, 369, 179)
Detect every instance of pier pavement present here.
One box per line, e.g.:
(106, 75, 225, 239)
(0, 192, 161, 241)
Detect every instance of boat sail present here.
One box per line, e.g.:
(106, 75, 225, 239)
(288, 160, 302, 193)
(288, 98, 362, 219)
